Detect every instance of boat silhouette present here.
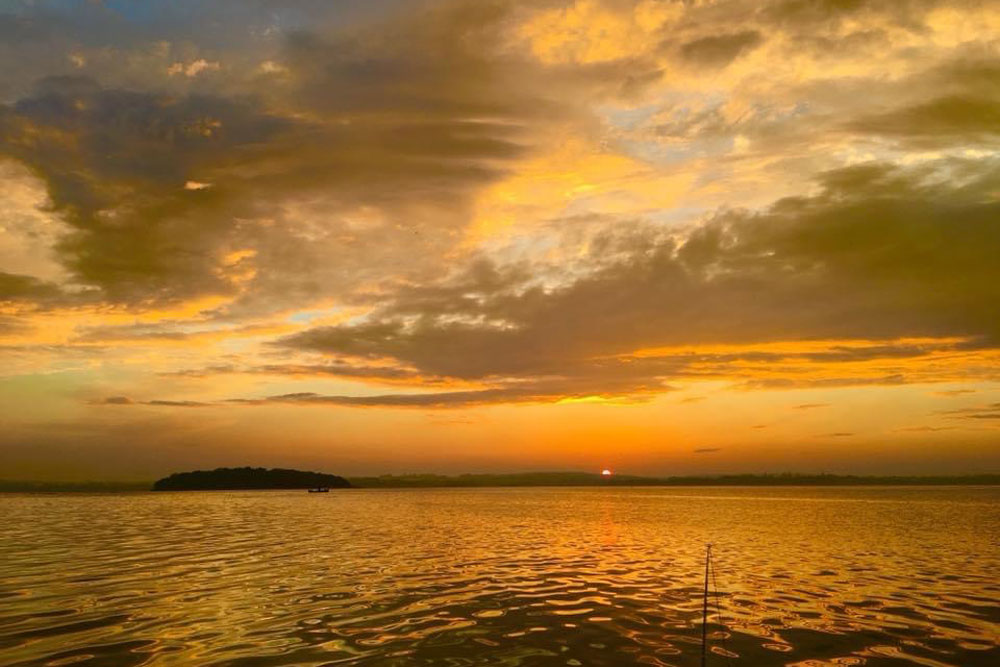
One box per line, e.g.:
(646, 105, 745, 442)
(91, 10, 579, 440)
(308, 487, 330, 493)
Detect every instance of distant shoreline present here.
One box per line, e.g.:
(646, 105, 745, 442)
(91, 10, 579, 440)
(348, 472, 1000, 488)
(2, 471, 998, 492)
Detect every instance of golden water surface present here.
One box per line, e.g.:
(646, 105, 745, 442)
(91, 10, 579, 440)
(1, 487, 997, 666)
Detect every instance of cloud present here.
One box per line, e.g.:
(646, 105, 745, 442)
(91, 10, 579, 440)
(168, 59, 221, 78)
(145, 399, 210, 408)
(0, 75, 290, 303)
(231, 388, 567, 409)
(2, 0, 1000, 485)
(943, 403, 1000, 420)
(276, 160, 1000, 402)
(2, 0, 997, 319)
(96, 396, 208, 407)
(678, 31, 762, 67)
(850, 94, 1000, 147)
(164, 361, 438, 384)
(739, 375, 907, 390)
(0, 271, 64, 303)
(693, 447, 721, 453)
(0, 315, 32, 335)
(762, 0, 944, 27)
(0, 2, 590, 312)
(795, 403, 831, 410)
(99, 396, 133, 405)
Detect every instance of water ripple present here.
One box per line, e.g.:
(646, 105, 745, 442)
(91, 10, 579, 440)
(0, 487, 997, 666)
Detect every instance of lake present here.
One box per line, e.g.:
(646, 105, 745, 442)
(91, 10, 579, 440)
(1, 487, 997, 666)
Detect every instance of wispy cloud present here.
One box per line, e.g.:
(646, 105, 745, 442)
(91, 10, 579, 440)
(942, 403, 1000, 420)
(95, 397, 210, 408)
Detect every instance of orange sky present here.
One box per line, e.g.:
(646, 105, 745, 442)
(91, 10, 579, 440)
(1, 0, 998, 480)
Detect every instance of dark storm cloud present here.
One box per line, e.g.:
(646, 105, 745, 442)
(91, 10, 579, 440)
(762, 0, 946, 26)
(0, 271, 63, 303)
(4, 0, 990, 314)
(678, 31, 762, 67)
(278, 160, 1000, 399)
(926, 57, 1000, 96)
(851, 94, 1000, 147)
(0, 75, 290, 303)
(833, 56, 999, 150)
(0, 2, 580, 309)
(283, 5, 521, 119)
(0, 0, 677, 321)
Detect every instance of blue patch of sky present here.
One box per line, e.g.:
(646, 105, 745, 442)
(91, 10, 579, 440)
(10, 1, 410, 54)
(598, 93, 738, 167)
(288, 307, 347, 325)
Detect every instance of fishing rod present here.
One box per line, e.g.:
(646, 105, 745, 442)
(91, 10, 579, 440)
(700, 543, 734, 667)
(701, 544, 711, 667)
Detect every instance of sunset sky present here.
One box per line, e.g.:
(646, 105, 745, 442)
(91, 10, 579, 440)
(1, 0, 998, 481)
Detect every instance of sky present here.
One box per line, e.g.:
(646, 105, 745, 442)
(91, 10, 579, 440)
(1, 0, 998, 481)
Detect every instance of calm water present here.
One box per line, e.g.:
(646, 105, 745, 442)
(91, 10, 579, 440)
(0, 487, 997, 666)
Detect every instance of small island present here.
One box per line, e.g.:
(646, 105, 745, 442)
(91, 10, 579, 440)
(152, 467, 351, 491)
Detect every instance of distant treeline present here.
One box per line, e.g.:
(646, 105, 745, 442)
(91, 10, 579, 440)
(348, 472, 1000, 488)
(0, 480, 151, 493)
(152, 467, 351, 491)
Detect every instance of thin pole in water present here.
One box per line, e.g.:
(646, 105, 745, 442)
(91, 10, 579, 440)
(701, 544, 712, 667)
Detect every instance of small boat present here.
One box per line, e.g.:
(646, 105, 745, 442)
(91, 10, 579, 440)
(308, 487, 330, 493)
